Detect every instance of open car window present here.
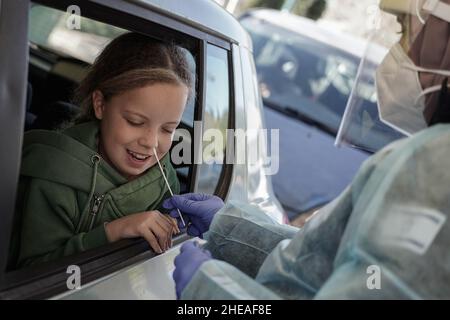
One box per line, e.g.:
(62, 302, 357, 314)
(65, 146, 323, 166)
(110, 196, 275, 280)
(14, 4, 198, 272)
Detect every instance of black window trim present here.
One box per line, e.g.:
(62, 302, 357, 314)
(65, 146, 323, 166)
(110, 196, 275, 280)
(211, 44, 235, 199)
(0, 0, 235, 299)
(188, 39, 206, 193)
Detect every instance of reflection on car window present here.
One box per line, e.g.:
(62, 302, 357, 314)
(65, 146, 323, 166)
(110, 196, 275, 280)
(241, 16, 402, 153)
(181, 52, 196, 125)
(30, 5, 126, 64)
(196, 44, 229, 194)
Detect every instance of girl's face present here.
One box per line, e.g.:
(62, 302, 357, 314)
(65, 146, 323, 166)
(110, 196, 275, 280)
(92, 83, 188, 179)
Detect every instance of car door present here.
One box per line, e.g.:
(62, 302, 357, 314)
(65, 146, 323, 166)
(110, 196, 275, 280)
(0, 0, 236, 299)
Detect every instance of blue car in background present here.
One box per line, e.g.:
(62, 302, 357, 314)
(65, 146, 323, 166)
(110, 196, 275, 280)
(240, 9, 404, 224)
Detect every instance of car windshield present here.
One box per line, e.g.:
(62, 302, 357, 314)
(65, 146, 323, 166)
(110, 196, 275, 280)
(241, 16, 404, 153)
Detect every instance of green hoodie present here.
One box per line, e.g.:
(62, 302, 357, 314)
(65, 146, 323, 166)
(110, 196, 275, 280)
(10, 121, 179, 269)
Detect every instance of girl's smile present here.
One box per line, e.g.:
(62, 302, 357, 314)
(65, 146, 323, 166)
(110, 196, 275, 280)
(126, 149, 152, 168)
(93, 83, 188, 179)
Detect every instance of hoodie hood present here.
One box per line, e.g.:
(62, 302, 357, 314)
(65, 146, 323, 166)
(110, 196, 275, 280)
(20, 121, 179, 232)
(12, 122, 179, 267)
(20, 121, 172, 194)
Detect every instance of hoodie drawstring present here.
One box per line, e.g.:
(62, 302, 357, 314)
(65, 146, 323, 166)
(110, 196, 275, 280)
(76, 154, 100, 233)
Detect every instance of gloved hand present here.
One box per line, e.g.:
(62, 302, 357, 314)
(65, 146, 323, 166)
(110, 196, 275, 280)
(163, 193, 224, 237)
(173, 241, 212, 299)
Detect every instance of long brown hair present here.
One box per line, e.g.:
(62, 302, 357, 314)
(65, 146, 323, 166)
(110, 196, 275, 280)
(73, 32, 193, 123)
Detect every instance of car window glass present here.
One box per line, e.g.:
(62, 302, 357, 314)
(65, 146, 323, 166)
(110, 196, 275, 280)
(196, 44, 229, 194)
(180, 52, 196, 125)
(173, 49, 196, 193)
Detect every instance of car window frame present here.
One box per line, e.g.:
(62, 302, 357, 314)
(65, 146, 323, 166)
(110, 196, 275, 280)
(0, 0, 30, 291)
(0, 0, 235, 299)
(209, 44, 235, 197)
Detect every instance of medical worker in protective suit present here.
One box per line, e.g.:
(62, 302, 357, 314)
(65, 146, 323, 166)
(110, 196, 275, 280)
(163, 0, 450, 299)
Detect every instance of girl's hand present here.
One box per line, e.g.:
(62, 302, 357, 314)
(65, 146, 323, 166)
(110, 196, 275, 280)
(105, 210, 180, 253)
(163, 193, 224, 237)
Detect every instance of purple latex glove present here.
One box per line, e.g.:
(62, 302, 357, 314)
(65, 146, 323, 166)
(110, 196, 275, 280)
(163, 193, 224, 237)
(173, 241, 212, 299)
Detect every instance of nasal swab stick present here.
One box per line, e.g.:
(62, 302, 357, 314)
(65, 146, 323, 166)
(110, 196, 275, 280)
(153, 147, 186, 228)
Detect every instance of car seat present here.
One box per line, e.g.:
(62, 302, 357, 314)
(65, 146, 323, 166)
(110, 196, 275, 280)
(24, 82, 36, 131)
(29, 101, 80, 130)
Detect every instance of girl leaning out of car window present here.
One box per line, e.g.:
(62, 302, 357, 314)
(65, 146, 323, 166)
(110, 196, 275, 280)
(9, 32, 194, 269)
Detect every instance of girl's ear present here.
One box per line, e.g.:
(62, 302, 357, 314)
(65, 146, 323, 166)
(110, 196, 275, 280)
(92, 90, 105, 120)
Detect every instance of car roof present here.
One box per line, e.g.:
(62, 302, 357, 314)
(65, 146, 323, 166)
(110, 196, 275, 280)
(126, 0, 252, 49)
(242, 9, 388, 64)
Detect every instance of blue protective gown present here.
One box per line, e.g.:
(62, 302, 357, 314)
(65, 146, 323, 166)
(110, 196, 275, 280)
(182, 124, 450, 299)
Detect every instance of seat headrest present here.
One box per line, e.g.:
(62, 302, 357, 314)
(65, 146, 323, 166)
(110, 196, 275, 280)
(31, 101, 80, 130)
